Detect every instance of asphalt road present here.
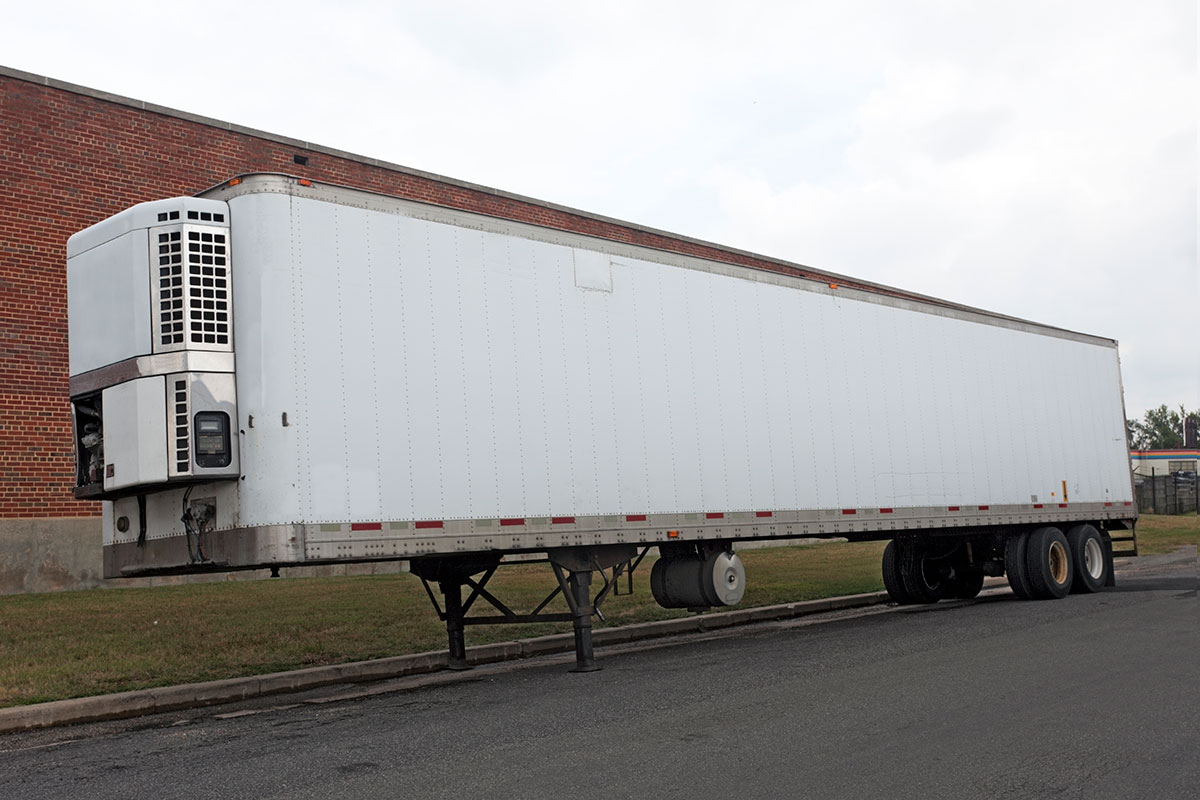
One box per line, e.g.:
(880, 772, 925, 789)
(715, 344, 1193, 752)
(2, 548, 1197, 800)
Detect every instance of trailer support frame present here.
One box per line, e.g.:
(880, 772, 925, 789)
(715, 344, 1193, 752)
(411, 544, 643, 672)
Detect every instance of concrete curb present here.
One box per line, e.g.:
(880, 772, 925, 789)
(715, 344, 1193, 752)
(0, 589, 914, 734)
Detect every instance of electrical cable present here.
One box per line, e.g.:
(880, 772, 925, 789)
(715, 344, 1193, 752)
(180, 486, 211, 564)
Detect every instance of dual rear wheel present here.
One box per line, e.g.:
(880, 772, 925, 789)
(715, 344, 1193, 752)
(1005, 524, 1108, 599)
(882, 523, 1110, 606)
(1066, 524, 1108, 593)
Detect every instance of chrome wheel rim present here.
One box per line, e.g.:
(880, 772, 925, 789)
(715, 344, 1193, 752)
(1084, 537, 1104, 580)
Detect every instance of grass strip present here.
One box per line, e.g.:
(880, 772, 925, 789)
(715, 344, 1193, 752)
(0, 515, 1193, 707)
(1129, 512, 1197, 555)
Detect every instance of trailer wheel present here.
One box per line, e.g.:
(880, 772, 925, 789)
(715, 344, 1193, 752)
(1004, 532, 1034, 600)
(898, 540, 949, 604)
(949, 568, 985, 599)
(1025, 526, 1073, 599)
(1066, 524, 1106, 593)
(882, 540, 915, 605)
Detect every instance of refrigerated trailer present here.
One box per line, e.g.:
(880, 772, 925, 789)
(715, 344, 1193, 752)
(67, 173, 1137, 669)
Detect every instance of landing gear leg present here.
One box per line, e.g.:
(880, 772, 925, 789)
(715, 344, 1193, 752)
(410, 554, 503, 672)
(442, 579, 469, 671)
(412, 545, 640, 673)
(549, 545, 638, 672)
(562, 568, 600, 673)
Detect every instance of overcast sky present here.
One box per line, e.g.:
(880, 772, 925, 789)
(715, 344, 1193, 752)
(4, 1, 1196, 420)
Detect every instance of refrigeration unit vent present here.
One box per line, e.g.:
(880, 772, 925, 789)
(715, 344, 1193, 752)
(156, 231, 185, 346)
(186, 210, 225, 222)
(186, 230, 229, 346)
(173, 378, 190, 475)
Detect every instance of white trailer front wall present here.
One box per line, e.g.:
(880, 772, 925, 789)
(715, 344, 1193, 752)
(229, 190, 1132, 527)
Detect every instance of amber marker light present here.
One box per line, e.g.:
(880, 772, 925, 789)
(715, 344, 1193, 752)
(228, 177, 242, 186)
(298, 179, 313, 187)
(667, 530, 680, 539)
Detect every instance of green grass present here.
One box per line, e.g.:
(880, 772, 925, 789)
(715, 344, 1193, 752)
(0, 540, 884, 707)
(1129, 512, 1198, 555)
(0, 515, 1193, 708)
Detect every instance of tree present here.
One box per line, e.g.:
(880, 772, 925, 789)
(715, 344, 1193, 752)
(1127, 405, 1200, 450)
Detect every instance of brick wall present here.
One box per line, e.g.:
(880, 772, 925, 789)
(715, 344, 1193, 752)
(0, 68, 916, 521)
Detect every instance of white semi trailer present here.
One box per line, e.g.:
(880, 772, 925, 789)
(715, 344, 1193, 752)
(67, 173, 1137, 670)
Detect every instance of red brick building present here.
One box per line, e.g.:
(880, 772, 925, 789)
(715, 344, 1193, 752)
(0, 65, 900, 593)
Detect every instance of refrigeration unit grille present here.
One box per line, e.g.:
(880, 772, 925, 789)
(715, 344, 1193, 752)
(173, 378, 190, 474)
(156, 231, 185, 346)
(186, 230, 230, 346)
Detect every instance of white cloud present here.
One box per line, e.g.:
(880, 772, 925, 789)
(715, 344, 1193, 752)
(691, 3, 1196, 417)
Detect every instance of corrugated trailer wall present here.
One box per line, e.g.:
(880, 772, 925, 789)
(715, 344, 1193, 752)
(222, 179, 1131, 531)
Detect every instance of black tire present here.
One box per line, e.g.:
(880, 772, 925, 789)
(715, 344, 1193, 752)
(950, 568, 985, 599)
(1025, 526, 1073, 599)
(898, 539, 950, 604)
(882, 540, 915, 605)
(1066, 524, 1106, 593)
(1005, 532, 1034, 600)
